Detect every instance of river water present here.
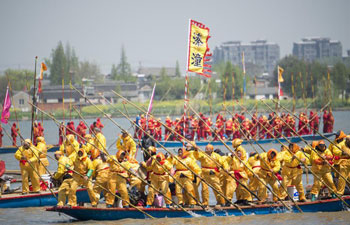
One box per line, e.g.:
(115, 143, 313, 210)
(1, 111, 350, 224)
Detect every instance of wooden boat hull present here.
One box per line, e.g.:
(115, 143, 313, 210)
(46, 196, 350, 221)
(0, 189, 89, 208)
(0, 145, 59, 154)
(157, 133, 335, 148)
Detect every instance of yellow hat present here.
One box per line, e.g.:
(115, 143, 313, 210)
(232, 139, 243, 148)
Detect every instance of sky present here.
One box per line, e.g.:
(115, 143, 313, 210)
(0, 0, 349, 74)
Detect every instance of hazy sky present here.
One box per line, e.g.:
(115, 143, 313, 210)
(0, 0, 349, 74)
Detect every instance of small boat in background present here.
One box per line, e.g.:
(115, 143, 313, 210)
(46, 196, 350, 221)
(0, 188, 89, 208)
(157, 133, 335, 148)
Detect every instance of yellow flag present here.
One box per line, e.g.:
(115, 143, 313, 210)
(278, 66, 284, 83)
(187, 20, 211, 77)
(39, 62, 47, 80)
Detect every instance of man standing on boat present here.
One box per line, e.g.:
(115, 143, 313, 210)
(116, 130, 136, 159)
(309, 140, 337, 201)
(280, 143, 308, 202)
(90, 148, 110, 207)
(14, 139, 40, 194)
(52, 151, 74, 206)
(76, 121, 87, 144)
(257, 149, 281, 203)
(329, 131, 349, 196)
(144, 152, 173, 208)
(194, 144, 228, 206)
(168, 148, 201, 207)
(69, 149, 95, 206)
(36, 136, 49, 176)
(105, 150, 131, 208)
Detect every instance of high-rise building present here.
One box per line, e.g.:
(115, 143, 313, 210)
(293, 37, 342, 62)
(213, 40, 280, 76)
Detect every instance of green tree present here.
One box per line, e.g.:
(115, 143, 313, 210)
(332, 62, 348, 100)
(112, 46, 135, 82)
(47, 41, 67, 85)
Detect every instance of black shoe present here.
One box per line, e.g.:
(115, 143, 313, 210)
(225, 202, 232, 207)
(123, 205, 129, 208)
(298, 199, 307, 202)
(106, 204, 113, 208)
(234, 200, 243, 204)
(239, 200, 251, 206)
(91, 204, 97, 208)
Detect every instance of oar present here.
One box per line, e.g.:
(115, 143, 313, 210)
(112, 90, 261, 202)
(72, 105, 200, 210)
(189, 105, 294, 211)
(259, 100, 350, 207)
(224, 104, 304, 212)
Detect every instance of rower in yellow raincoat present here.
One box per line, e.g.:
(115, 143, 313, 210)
(224, 151, 251, 205)
(194, 144, 228, 206)
(232, 139, 247, 162)
(247, 152, 260, 201)
(310, 140, 337, 201)
(329, 131, 349, 195)
(145, 152, 173, 207)
(83, 134, 94, 155)
(334, 135, 350, 195)
(257, 149, 281, 203)
(52, 151, 74, 206)
(116, 130, 136, 159)
(36, 136, 49, 176)
(94, 128, 107, 154)
(329, 130, 347, 179)
(90, 148, 110, 207)
(281, 143, 308, 202)
(168, 148, 201, 207)
(59, 134, 79, 160)
(14, 139, 40, 194)
(105, 150, 131, 208)
(69, 149, 95, 206)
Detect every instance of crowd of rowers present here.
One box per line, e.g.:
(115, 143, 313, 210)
(11, 121, 350, 209)
(133, 109, 334, 141)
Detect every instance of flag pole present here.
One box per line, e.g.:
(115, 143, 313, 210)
(184, 18, 191, 137)
(30, 56, 38, 141)
(232, 71, 235, 112)
(291, 72, 296, 113)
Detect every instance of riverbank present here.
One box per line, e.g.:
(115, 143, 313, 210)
(8, 98, 350, 120)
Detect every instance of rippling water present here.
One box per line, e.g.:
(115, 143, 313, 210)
(1, 111, 350, 224)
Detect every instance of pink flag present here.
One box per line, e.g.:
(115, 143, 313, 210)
(146, 83, 156, 120)
(1, 86, 11, 124)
